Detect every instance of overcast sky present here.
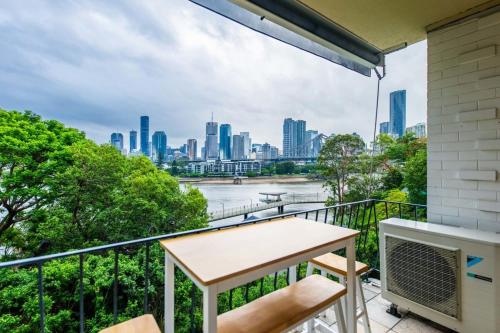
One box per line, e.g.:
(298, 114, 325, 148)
(0, 0, 427, 151)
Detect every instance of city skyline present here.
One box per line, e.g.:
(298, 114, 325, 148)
(0, 0, 426, 151)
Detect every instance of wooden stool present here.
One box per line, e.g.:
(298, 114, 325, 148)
(99, 314, 161, 333)
(218, 274, 346, 333)
(307, 253, 372, 333)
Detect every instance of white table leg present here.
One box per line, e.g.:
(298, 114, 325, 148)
(203, 285, 217, 333)
(164, 254, 175, 333)
(346, 238, 357, 333)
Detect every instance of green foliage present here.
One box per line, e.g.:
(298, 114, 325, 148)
(318, 134, 365, 204)
(403, 149, 427, 204)
(274, 161, 295, 175)
(381, 166, 404, 191)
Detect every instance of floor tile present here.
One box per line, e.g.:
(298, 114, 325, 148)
(392, 315, 449, 333)
(365, 295, 403, 329)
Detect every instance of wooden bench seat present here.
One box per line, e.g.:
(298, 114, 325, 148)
(310, 253, 369, 276)
(99, 314, 161, 333)
(217, 274, 346, 333)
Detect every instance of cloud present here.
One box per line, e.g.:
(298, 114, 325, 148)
(0, 0, 426, 151)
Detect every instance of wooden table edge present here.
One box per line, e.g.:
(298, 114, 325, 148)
(159, 222, 360, 286)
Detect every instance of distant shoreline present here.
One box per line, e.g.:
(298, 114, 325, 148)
(179, 175, 322, 185)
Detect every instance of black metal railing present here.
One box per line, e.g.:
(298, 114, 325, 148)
(0, 199, 426, 332)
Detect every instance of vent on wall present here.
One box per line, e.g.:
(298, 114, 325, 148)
(385, 235, 460, 319)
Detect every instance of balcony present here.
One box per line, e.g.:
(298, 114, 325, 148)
(0, 199, 438, 333)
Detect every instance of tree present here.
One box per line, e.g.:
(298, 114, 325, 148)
(0, 110, 85, 239)
(403, 149, 427, 204)
(318, 134, 365, 204)
(275, 161, 295, 175)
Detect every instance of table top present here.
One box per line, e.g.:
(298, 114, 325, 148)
(159, 217, 359, 286)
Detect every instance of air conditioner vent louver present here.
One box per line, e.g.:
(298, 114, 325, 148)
(385, 235, 460, 319)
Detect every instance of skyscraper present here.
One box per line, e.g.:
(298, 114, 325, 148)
(187, 139, 197, 161)
(140, 116, 149, 156)
(219, 124, 232, 160)
(379, 122, 389, 134)
(129, 130, 137, 151)
(110, 133, 124, 151)
(389, 90, 406, 138)
(283, 118, 307, 157)
(152, 131, 167, 162)
(205, 120, 218, 160)
(232, 134, 245, 160)
(406, 122, 426, 138)
(240, 132, 251, 159)
(305, 130, 318, 157)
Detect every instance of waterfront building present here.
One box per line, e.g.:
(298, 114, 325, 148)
(187, 139, 197, 161)
(305, 130, 318, 157)
(232, 134, 245, 160)
(312, 135, 323, 157)
(152, 131, 167, 163)
(205, 121, 218, 160)
(186, 160, 261, 176)
(406, 122, 426, 138)
(389, 90, 406, 138)
(283, 118, 307, 157)
(379, 121, 389, 134)
(240, 132, 251, 159)
(110, 132, 124, 151)
(129, 130, 137, 151)
(140, 116, 149, 156)
(219, 124, 232, 160)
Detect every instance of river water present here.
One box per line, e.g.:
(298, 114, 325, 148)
(189, 181, 328, 227)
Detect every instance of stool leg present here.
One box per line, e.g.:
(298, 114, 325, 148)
(357, 276, 371, 333)
(334, 300, 346, 333)
(306, 263, 313, 276)
(339, 276, 347, 321)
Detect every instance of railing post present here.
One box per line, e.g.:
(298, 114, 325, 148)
(37, 262, 45, 333)
(79, 254, 84, 333)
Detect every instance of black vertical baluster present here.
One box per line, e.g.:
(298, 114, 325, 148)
(229, 289, 234, 310)
(273, 272, 278, 290)
(79, 254, 84, 333)
(323, 209, 329, 223)
(384, 201, 389, 218)
(144, 244, 150, 314)
(305, 212, 309, 220)
(399, 203, 402, 218)
(332, 207, 337, 225)
(414, 206, 418, 221)
(347, 204, 354, 228)
(286, 267, 290, 286)
(361, 203, 373, 258)
(190, 283, 196, 333)
(339, 206, 344, 226)
(245, 283, 250, 303)
(373, 203, 381, 269)
(113, 250, 119, 323)
(259, 278, 264, 296)
(315, 210, 319, 221)
(37, 262, 45, 333)
(296, 263, 301, 281)
(358, 202, 367, 230)
(353, 204, 361, 229)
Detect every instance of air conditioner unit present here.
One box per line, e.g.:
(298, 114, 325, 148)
(380, 218, 500, 333)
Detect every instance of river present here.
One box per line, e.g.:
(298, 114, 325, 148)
(189, 181, 328, 227)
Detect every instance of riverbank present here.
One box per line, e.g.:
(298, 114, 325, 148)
(179, 175, 321, 185)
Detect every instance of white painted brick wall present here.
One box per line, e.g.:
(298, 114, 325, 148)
(427, 11, 500, 232)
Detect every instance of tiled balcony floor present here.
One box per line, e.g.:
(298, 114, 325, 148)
(309, 279, 454, 333)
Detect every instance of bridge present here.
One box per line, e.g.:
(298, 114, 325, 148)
(208, 192, 328, 222)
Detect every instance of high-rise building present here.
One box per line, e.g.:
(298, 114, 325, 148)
(406, 122, 426, 138)
(152, 131, 167, 162)
(240, 132, 251, 159)
(232, 134, 245, 160)
(312, 135, 324, 157)
(187, 139, 198, 161)
(140, 116, 150, 156)
(283, 118, 307, 157)
(219, 124, 232, 160)
(111, 133, 124, 151)
(205, 121, 218, 160)
(389, 90, 406, 138)
(305, 130, 318, 157)
(129, 130, 137, 151)
(379, 122, 390, 134)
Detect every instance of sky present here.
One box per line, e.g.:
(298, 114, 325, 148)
(0, 0, 427, 151)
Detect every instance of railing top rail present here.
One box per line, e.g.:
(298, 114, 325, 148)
(0, 198, 424, 269)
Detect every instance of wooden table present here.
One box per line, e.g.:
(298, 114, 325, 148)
(159, 217, 359, 333)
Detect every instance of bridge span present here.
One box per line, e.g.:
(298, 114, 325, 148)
(208, 192, 328, 222)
